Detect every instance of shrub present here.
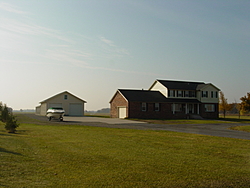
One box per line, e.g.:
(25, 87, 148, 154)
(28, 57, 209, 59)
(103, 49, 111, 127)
(5, 115, 19, 133)
(1, 104, 9, 122)
(0, 102, 19, 133)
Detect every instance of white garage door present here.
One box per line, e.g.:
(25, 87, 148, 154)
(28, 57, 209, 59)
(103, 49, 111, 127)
(118, 107, 126, 118)
(69, 103, 83, 116)
(48, 103, 62, 108)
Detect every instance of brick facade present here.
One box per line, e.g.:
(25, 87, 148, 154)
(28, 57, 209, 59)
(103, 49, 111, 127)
(110, 95, 219, 119)
(110, 91, 128, 118)
(110, 85, 219, 119)
(200, 103, 219, 119)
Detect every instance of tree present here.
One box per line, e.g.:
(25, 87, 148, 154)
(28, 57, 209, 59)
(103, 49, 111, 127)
(5, 115, 19, 133)
(240, 92, 250, 113)
(1, 104, 9, 122)
(219, 91, 231, 118)
(0, 103, 19, 133)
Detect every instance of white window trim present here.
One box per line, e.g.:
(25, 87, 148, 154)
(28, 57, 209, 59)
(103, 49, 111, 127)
(205, 104, 215, 112)
(142, 103, 147, 111)
(155, 103, 160, 111)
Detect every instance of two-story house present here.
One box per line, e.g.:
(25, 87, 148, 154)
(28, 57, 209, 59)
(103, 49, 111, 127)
(110, 79, 220, 119)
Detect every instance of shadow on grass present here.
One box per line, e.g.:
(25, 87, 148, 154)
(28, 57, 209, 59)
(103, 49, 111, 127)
(0, 147, 22, 156)
(219, 117, 250, 123)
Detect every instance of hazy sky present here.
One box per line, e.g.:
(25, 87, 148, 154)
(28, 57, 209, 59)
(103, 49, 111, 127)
(1, 0, 249, 110)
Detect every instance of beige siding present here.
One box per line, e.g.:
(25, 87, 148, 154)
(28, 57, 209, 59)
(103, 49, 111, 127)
(40, 103, 47, 116)
(149, 81, 168, 97)
(35, 106, 41, 115)
(46, 93, 84, 116)
(200, 85, 219, 103)
(37, 91, 85, 116)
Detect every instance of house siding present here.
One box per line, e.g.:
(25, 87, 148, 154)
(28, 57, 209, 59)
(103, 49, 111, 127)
(110, 80, 220, 120)
(149, 81, 168, 97)
(200, 103, 219, 119)
(110, 92, 128, 118)
(128, 102, 184, 119)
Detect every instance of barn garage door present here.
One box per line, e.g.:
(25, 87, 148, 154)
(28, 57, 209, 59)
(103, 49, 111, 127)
(48, 103, 62, 108)
(118, 107, 126, 119)
(69, 103, 83, 116)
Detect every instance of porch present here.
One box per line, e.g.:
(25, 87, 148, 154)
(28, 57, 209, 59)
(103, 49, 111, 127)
(171, 103, 201, 119)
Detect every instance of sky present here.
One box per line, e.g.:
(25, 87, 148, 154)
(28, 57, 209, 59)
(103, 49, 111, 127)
(0, 0, 249, 110)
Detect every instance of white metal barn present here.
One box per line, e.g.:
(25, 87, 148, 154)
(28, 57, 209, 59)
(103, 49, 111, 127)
(36, 91, 86, 116)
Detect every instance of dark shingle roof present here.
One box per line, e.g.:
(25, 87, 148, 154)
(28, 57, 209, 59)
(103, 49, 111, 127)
(119, 89, 168, 102)
(157, 80, 204, 90)
(118, 89, 200, 103)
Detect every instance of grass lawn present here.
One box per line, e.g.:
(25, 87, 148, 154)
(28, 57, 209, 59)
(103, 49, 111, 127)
(219, 115, 250, 132)
(219, 115, 250, 123)
(232, 125, 250, 132)
(1, 114, 250, 187)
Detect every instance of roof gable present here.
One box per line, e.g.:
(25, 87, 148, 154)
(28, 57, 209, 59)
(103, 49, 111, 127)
(196, 83, 220, 91)
(40, 91, 86, 103)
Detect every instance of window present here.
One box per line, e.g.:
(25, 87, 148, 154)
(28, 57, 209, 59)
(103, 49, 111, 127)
(185, 91, 189, 97)
(202, 91, 208, 98)
(64, 95, 68, 100)
(189, 91, 196, 97)
(211, 91, 214, 98)
(142, 103, 147, 111)
(172, 104, 182, 111)
(215, 91, 218, 98)
(205, 104, 215, 112)
(169, 90, 175, 97)
(155, 103, 160, 111)
(177, 90, 183, 97)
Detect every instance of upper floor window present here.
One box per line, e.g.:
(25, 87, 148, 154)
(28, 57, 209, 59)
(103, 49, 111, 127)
(142, 103, 147, 111)
(64, 95, 68, 100)
(177, 90, 183, 97)
(215, 91, 218, 98)
(189, 91, 196, 97)
(211, 91, 214, 98)
(169, 90, 175, 97)
(154, 103, 160, 111)
(173, 90, 196, 98)
(202, 91, 208, 98)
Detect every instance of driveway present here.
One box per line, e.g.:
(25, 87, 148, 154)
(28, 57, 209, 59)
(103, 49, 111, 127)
(26, 114, 250, 140)
(65, 117, 250, 140)
(63, 116, 147, 125)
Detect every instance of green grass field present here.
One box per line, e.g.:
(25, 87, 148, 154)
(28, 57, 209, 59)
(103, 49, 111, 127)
(1, 114, 250, 187)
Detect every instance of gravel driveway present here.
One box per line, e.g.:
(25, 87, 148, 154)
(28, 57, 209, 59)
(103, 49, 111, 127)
(25, 114, 250, 140)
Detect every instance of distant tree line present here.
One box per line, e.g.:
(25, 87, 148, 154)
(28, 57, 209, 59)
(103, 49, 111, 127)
(0, 102, 19, 133)
(219, 92, 250, 118)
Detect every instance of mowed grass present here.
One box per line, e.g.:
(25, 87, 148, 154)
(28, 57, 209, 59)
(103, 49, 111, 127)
(1, 115, 250, 187)
(219, 115, 250, 123)
(219, 115, 250, 132)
